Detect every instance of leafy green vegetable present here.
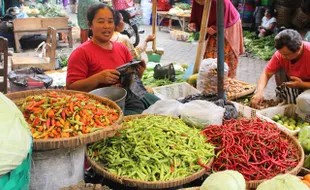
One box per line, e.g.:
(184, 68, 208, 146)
(243, 31, 276, 60)
(174, 3, 191, 10)
(201, 170, 246, 190)
(142, 69, 185, 87)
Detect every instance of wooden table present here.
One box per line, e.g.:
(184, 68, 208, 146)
(157, 11, 191, 32)
(13, 17, 73, 53)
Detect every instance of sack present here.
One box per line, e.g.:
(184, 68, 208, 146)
(179, 100, 225, 128)
(197, 58, 228, 94)
(275, 84, 304, 104)
(153, 63, 176, 81)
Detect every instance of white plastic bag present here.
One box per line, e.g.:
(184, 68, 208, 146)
(197, 58, 229, 94)
(142, 100, 183, 117)
(179, 100, 225, 128)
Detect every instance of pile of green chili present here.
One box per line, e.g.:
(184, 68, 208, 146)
(88, 115, 215, 181)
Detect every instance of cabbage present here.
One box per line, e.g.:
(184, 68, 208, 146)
(201, 170, 246, 190)
(257, 174, 308, 190)
(0, 93, 32, 175)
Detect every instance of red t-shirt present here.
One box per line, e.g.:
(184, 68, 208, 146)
(66, 40, 132, 84)
(265, 42, 310, 82)
(189, 0, 240, 31)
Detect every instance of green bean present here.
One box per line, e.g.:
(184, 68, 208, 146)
(87, 115, 215, 182)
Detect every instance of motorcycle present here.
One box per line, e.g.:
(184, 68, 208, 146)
(119, 7, 140, 47)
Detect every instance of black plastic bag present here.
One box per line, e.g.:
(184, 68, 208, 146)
(153, 63, 176, 82)
(8, 67, 53, 88)
(116, 60, 147, 99)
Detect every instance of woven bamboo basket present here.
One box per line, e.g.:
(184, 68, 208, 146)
(87, 114, 214, 189)
(6, 89, 123, 150)
(226, 79, 256, 100)
(291, 8, 310, 29)
(245, 129, 304, 189)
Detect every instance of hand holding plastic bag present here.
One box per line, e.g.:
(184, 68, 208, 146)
(179, 100, 225, 128)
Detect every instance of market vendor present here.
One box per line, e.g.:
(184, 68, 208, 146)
(110, 11, 155, 60)
(188, 0, 244, 78)
(251, 29, 310, 113)
(257, 8, 277, 37)
(66, 3, 159, 115)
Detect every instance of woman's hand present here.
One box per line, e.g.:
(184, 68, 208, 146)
(207, 27, 216, 35)
(136, 60, 146, 79)
(251, 92, 264, 108)
(95, 69, 120, 85)
(188, 23, 197, 32)
(285, 76, 305, 89)
(145, 34, 156, 43)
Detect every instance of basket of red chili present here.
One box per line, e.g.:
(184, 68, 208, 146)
(200, 117, 304, 189)
(6, 89, 123, 150)
(86, 114, 215, 189)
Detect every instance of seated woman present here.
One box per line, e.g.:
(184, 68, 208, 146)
(66, 3, 159, 115)
(110, 11, 155, 60)
(258, 8, 277, 37)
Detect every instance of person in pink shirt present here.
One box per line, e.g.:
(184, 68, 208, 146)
(189, 0, 244, 78)
(112, 0, 133, 11)
(252, 29, 310, 113)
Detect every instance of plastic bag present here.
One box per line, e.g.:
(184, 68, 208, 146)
(116, 60, 147, 99)
(179, 100, 225, 128)
(197, 58, 228, 94)
(153, 63, 176, 82)
(142, 100, 182, 117)
(8, 67, 53, 88)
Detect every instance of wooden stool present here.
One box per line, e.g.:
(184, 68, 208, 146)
(11, 27, 57, 71)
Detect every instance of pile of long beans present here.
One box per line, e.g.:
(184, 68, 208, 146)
(88, 115, 215, 181)
(201, 118, 299, 181)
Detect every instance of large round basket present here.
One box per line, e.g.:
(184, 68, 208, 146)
(245, 129, 304, 189)
(6, 89, 123, 151)
(86, 114, 214, 189)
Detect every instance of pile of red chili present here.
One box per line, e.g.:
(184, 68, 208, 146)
(20, 91, 119, 139)
(201, 118, 299, 181)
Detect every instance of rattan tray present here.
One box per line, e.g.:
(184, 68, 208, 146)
(6, 89, 123, 150)
(245, 129, 304, 189)
(226, 79, 256, 100)
(87, 114, 214, 189)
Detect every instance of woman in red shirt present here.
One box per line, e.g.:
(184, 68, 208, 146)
(66, 3, 158, 115)
(189, 0, 244, 78)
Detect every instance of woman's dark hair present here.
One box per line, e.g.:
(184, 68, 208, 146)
(87, 3, 115, 26)
(265, 8, 275, 17)
(114, 10, 121, 26)
(274, 29, 302, 52)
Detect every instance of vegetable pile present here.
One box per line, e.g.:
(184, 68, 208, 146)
(19, 91, 119, 139)
(298, 126, 310, 153)
(29, 3, 67, 17)
(88, 115, 215, 181)
(257, 174, 309, 190)
(243, 31, 276, 60)
(142, 66, 185, 87)
(272, 114, 309, 131)
(235, 94, 280, 110)
(224, 78, 255, 99)
(201, 118, 300, 181)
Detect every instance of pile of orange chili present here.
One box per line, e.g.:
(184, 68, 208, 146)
(19, 91, 119, 139)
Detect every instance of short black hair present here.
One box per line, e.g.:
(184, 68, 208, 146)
(114, 10, 121, 26)
(274, 29, 302, 52)
(87, 3, 115, 27)
(265, 8, 275, 17)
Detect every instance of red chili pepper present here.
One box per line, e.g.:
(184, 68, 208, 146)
(61, 110, 66, 120)
(69, 102, 74, 112)
(95, 119, 104, 126)
(33, 117, 40, 126)
(46, 118, 51, 128)
(51, 118, 55, 126)
(33, 99, 45, 107)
